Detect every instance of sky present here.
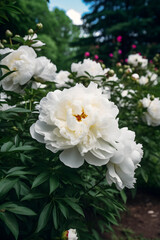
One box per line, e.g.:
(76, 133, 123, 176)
(48, 0, 90, 25)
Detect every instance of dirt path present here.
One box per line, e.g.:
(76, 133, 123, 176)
(103, 191, 160, 239)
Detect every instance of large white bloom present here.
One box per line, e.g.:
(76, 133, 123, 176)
(71, 59, 105, 78)
(140, 95, 160, 126)
(106, 127, 143, 190)
(34, 56, 57, 82)
(128, 54, 148, 69)
(0, 46, 37, 92)
(23, 33, 45, 50)
(68, 229, 78, 240)
(30, 82, 120, 168)
(146, 71, 158, 85)
(54, 70, 73, 88)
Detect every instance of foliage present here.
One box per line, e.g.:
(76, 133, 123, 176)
(75, 0, 160, 64)
(0, 0, 80, 70)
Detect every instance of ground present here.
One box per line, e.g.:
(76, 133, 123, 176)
(103, 190, 160, 240)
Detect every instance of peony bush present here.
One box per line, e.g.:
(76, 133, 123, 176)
(0, 28, 160, 240)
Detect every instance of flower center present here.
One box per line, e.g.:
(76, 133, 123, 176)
(74, 111, 88, 122)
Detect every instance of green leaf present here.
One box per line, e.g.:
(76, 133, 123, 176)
(141, 169, 148, 183)
(21, 192, 46, 201)
(36, 202, 52, 232)
(0, 64, 11, 71)
(0, 178, 17, 197)
(0, 70, 15, 81)
(6, 206, 36, 216)
(5, 107, 31, 113)
(52, 205, 58, 229)
(120, 190, 127, 204)
(49, 176, 59, 194)
(8, 145, 38, 152)
(0, 212, 19, 240)
(32, 172, 49, 189)
(58, 202, 68, 219)
(1, 141, 14, 152)
(63, 199, 84, 217)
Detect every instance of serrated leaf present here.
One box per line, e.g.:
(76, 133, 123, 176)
(32, 172, 49, 189)
(0, 212, 19, 240)
(36, 202, 52, 232)
(49, 176, 59, 194)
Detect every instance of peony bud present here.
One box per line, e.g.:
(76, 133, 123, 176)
(36, 23, 43, 29)
(131, 73, 139, 81)
(0, 42, 4, 49)
(28, 29, 34, 35)
(5, 30, 13, 38)
(2, 39, 7, 44)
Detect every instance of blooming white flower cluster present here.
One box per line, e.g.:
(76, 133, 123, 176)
(137, 71, 158, 85)
(140, 95, 160, 126)
(71, 58, 105, 78)
(128, 53, 148, 69)
(0, 46, 57, 92)
(54, 70, 73, 88)
(30, 82, 143, 189)
(23, 33, 45, 51)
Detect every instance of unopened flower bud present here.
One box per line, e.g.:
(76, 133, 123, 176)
(138, 101, 143, 108)
(131, 73, 139, 81)
(118, 68, 123, 73)
(62, 230, 68, 240)
(108, 69, 115, 77)
(5, 30, 13, 38)
(2, 39, 7, 44)
(150, 95, 155, 100)
(125, 68, 132, 74)
(15, 35, 20, 38)
(36, 23, 43, 29)
(124, 64, 130, 69)
(0, 42, 4, 49)
(101, 64, 106, 69)
(28, 29, 34, 35)
(116, 62, 122, 67)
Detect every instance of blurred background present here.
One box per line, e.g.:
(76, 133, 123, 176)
(1, 0, 160, 70)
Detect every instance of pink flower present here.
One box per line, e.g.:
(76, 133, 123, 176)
(132, 44, 137, 49)
(84, 52, 90, 57)
(94, 54, 99, 60)
(138, 52, 141, 55)
(109, 53, 113, 58)
(98, 59, 103, 63)
(118, 49, 122, 54)
(117, 36, 122, 42)
(149, 60, 153, 64)
(125, 58, 128, 63)
(95, 45, 99, 49)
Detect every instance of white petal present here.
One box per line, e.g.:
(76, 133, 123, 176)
(60, 147, 84, 168)
(30, 123, 44, 143)
(84, 151, 110, 166)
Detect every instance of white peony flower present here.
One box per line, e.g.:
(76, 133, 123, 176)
(0, 46, 37, 92)
(138, 76, 149, 85)
(146, 71, 158, 85)
(34, 56, 57, 82)
(140, 95, 160, 126)
(128, 54, 148, 69)
(30, 82, 120, 168)
(71, 59, 105, 79)
(68, 229, 78, 240)
(54, 70, 73, 88)
(106, 127, 143, 190)
(131, 73, 139, 81)
(23, 33, 45, 51)
(0, 48, 14, 55)
(0, 92, 13, 111)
